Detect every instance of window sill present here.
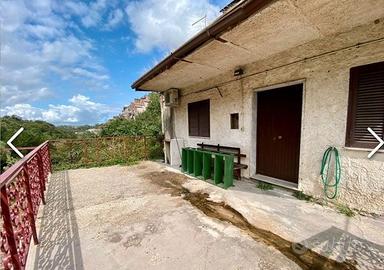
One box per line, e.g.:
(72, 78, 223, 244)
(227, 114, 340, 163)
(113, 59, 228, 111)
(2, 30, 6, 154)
(188, 136, 210, 139)
(343, 146, 384, 153)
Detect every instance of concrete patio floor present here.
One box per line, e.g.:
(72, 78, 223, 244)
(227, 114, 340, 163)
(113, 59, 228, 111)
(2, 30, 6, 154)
(26, 161, 383, 270)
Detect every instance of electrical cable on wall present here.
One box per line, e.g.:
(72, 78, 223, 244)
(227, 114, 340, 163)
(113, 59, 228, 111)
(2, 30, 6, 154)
(180, 37, 384, 98)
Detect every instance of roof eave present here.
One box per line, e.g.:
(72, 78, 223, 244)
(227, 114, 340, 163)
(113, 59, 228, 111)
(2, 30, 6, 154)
(131, 0, 274, 91)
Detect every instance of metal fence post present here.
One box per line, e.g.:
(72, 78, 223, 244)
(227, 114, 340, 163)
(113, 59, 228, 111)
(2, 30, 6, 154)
(22, 168, 39, 245)
(112, 137, 117, 161)
(124, 137, 128, 161)
(0, 186, 21, 269)
(144, 136, 148, 160)
(97, 138, 101, 164)
(83, 141, 88, 165)
(37, 153, 46, 205)
(47, 142, 53, 173)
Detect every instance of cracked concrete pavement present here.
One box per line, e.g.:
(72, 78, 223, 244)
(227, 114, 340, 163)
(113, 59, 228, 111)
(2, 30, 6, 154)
(26, 161, 383, 270)
(27, 162, 300, 270)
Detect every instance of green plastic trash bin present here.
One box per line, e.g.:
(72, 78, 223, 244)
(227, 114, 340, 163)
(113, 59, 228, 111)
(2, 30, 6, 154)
(194, 150, 203, 177)
(214, 153, 224, 185)
(223, 154, 234, 189)
(187, 148, 195, 174)
(202, 152, 212, 180)
(181, 148, 188, 172)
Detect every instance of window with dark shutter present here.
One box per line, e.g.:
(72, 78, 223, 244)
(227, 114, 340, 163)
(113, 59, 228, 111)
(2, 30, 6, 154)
(188, 99, 210, 137)
(346, 61, 384, 148)
(230, 113, 239, 129)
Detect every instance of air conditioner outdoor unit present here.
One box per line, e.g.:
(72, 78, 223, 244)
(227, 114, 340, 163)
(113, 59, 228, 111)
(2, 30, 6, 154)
(164, 88, 179, 107)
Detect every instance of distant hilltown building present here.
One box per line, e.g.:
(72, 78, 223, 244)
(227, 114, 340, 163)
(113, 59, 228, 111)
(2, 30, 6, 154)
(120, 95, 150, 119)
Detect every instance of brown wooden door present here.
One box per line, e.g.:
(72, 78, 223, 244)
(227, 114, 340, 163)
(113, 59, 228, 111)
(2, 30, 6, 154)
(256, 84, 303, 183)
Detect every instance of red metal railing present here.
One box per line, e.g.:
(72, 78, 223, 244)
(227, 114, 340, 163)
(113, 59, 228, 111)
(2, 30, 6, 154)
(0, 141, 51, 270)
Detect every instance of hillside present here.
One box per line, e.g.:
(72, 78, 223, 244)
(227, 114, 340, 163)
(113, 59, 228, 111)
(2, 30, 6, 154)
(0, 116, 79, 147)
(0, 93, 163, 172)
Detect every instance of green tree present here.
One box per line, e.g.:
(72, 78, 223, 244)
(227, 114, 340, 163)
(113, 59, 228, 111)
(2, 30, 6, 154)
(0, 141, 8, 173)
(101, 93, 162, 137)
(0, 115, 82, 169)
(0, 115, 78, 148)
(100, 93, 163, 158)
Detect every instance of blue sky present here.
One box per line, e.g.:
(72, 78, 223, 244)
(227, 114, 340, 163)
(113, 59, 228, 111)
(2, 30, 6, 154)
(0, 0, 229, 125)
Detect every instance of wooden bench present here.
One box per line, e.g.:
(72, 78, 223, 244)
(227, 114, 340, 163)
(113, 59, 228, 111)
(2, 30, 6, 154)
(197, 143, 248, 180)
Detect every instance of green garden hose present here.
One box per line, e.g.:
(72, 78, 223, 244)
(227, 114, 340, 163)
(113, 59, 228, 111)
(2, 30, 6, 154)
(320, 147, 341, 199)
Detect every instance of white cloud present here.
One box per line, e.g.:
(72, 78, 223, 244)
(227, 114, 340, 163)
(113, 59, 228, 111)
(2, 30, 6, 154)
(69, 94, 108, 111)
(29, 0, 53, 15)
(125, 0, 221, 53)
(71, 68, 110, 81)
(42, 105, 80, 123)
(81, 0, 108, 28)
(41, 36, 93, 65)
(1, 104, 44, 120)
(63, 1, 88, 17)
(0, 0, 110, 108)
(0, 86, 52, 106)
(24, 24, 63, 39)
(106, 9, 124, 29)
(0, 0, 29, 31)
(0, 95, 116, 125)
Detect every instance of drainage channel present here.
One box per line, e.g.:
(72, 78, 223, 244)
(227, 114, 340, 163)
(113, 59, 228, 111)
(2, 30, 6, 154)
(144, 171, 357, 270)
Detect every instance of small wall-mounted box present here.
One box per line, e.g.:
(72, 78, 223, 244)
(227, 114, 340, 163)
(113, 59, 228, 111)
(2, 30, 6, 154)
(164, 88, 180, 107)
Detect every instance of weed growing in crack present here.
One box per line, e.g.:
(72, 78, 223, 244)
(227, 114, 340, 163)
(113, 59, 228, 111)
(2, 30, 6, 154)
(336, 204, 355, 217)
(256, 182, 274, 190)
(293, 190, 313, 201)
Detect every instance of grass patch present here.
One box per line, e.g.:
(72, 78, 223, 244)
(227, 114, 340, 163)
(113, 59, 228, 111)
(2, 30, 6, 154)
(256, 182, 274, 190)
(336, 204, 355, 217)
(293, 190, 313, 201)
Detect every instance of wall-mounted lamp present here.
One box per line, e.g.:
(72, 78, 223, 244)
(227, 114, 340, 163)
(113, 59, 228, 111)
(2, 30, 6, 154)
(234, 68, 244, 76)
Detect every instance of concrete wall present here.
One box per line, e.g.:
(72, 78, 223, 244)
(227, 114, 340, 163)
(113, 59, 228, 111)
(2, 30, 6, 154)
(164, 20, 384, 214)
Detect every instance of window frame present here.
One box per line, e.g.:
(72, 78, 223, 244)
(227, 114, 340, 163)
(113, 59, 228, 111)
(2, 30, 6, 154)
(345, 61, 384, 148)
(188, 99, 210, 138)
(230, 113, 239, 129)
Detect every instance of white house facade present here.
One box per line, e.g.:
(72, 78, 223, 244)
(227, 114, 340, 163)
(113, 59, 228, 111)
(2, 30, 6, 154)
(132, 0, 384, 214)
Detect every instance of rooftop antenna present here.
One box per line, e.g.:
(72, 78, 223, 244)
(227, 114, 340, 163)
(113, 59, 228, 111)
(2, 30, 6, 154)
(192, 14, 207, 28)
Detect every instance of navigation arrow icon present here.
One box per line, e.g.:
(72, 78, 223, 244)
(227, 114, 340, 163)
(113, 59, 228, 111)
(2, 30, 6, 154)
(7, 127, 24, 158)
(367, 127, 384, 159)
